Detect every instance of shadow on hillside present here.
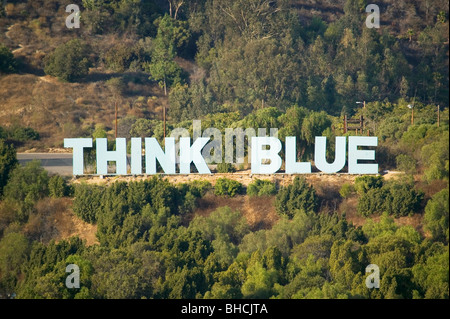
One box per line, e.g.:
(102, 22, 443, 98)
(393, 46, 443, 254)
(15, 56, 45, 76)
(81, 72, 125, 83)
(80, 71, 156, 96)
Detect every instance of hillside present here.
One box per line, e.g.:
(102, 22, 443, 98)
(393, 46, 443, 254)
(0, 0, 448, 302)
(0, 0, 448, 151)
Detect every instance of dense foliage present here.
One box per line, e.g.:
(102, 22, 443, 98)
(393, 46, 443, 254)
(275, 177, 318, 218)
(44, 39, 92, 82)
(214, 178, 243, 197)
(0, 150, 448, 299)
(0, 44, 16, 73)
(247, 179, 277, 197)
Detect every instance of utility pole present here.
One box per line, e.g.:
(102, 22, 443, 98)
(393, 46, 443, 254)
(163, 106, 166, 139)
(344, 115, 347, 134)
(115, 100, 118, 139)
(408, 104, 414, 125)
(437, 105, 440, 127)
(356, 101, 366, 109)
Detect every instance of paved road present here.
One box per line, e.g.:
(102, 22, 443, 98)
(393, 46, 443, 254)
(17, 153, 132, 176)
(17, 153, 74, 176)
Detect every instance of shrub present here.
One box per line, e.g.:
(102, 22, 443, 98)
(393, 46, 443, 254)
(357, 180, 424, 217)
(386, 181, 424, 217)
(0, 44, 17, 73)
(0, 140, 17, 196)
(217, 162, 236, 173)
(130, 118, 153, 138)
(421, 133, 449, 182)
(357, 187, 390, 217)
(48, 175, 71, 198)
(187, 180, 212, 197)
(339, 183, 355, 199)
(176, 180, 212, 214)
(103, 43, 142, 72)
(424, 188, 449, 242)
(396, 154, 417, 174)
(354, 175, 384, 195)
(275, 177, 318, 218)
(214, 178, 243, 197)
(3, 160, 49, 222)
(72, 184, 104, 224)
(9, 126, 40, 142)
(44, 39, 91, 82)
(0, 127, 7, 139)
(247, 179, 277, 197)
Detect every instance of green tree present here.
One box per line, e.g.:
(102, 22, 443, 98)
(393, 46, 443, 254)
(48, 175, 70, 198)
(0, 140, 17, 196)
(0, 44, 17, 74)
(247, 179, 277, 197)
(396, 154, 417, 174)
(412, 248, 449, 299)
(421, 133, 449, 182)
(354, 175, 384, 195)
(216, 163, 235, 173)
(214, 178, 243, 197)
(0, 232, 29, 295)
(44, 39, 91, 82)
(339, 183, 355, 199)
(72, 184, 104, 224)
(92, 124, 108, 139)
(424, 188, 449, 243)
(3, 160, 49, 222)
(275, 177, 318, 218)
(130, 119, 154, 138)
(145, 15, 184, 96)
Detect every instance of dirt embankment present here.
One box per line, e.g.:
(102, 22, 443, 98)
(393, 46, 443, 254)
(72, 171, 360, 188)
(53, 171, 423, 244)
(23, 198, 98, 246)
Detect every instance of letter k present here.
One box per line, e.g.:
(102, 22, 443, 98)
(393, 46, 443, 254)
(179, 137, 211, 174)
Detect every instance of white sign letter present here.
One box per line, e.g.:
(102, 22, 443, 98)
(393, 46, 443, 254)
(96, 138, 127, 175)
(315, 136, 347, 174)
(285, 136, 311, 174)
(131, 138, 142, 175)
(179, 137, 211, 174)
(145, 138, 176, 175)
(251, 137, 282, 174)
(64, 138, 92, 175)
(348, 136, 378, 174)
